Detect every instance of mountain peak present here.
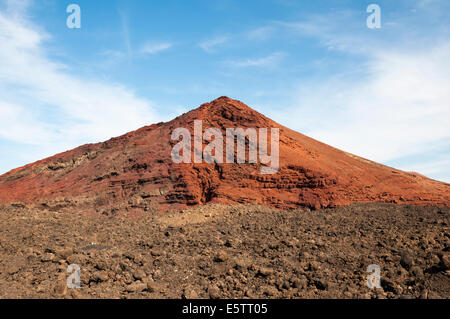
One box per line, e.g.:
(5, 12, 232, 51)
(197, 96, 257, 113)
(184, 96, 271, 128)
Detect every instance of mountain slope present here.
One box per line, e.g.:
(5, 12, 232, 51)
(0, 96, 448, 211)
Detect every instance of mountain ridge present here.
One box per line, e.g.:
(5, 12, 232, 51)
(0, 96, 448, 211)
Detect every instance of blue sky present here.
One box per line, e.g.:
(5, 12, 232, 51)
(0, 0, 449, 182)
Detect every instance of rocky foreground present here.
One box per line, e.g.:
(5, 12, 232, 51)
(0, 203, 448, 299)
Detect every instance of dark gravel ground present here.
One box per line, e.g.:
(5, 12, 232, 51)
(0, 202, 448, 299)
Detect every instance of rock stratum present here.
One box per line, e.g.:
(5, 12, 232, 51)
(0, 96, 448, 211)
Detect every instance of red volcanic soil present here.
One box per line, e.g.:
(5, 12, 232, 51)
(0, 96, 448, 211)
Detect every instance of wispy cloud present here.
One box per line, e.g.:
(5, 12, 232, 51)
(0, 1, 157, 172)
(226, 52, 285, 68)
(2, 0, 30, 17)
(246, 26, 275, 41)
(199, 36, 228, 53)
(277, 10, 375, 55)
(118, 9, 132, 58)
(141, 42, 173, 54)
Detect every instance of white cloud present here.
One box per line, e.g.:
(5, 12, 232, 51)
(0, 2, 158, 172)
(141, 42, 173, 54)
(226, 52, 286, 68)
(199, 36, 228, 53)
(301, 45, 450, 161)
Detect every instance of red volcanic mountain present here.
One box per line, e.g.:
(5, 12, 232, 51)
(0, 96, 448, 211)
